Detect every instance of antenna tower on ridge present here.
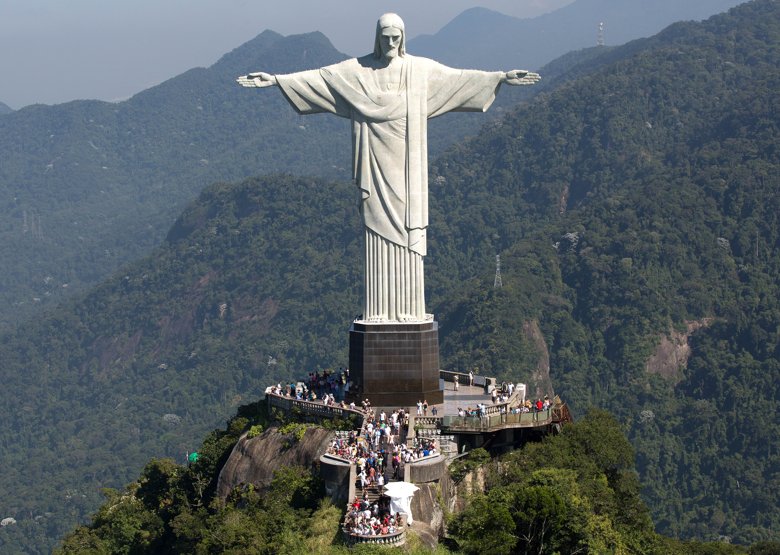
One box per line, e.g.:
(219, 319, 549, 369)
(494, 255, 503, 289)
(597, 22, 605, 47)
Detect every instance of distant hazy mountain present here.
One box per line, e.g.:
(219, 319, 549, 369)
(0, 101, 13, 115)
(408, 0, 746, 70)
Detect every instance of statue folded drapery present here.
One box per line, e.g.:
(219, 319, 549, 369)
(276, 57, 504, 321)
(237, 13, 540, 322)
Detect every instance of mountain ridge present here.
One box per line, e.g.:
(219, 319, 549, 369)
(408, 0, 746, 70)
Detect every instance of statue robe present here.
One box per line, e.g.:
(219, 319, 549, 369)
(276, 55, 503, 322)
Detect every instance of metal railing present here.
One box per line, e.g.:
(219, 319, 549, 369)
(441, 408, 553, 432)
(266, 392, 366, 421)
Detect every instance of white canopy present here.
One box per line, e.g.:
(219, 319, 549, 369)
(383, 482, 419, 524)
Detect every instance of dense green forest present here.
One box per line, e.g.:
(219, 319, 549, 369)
(425, 0, 780, 543)
(0, 0, 778, 552)
(0, 176, 364, 553)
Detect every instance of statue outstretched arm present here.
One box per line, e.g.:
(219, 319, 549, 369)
(503, 70, 541, 86)
(236, 72, 278, 88)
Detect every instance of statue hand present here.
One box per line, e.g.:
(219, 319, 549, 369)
(236, 71, 277, 88)
(504, 70, 541, 86)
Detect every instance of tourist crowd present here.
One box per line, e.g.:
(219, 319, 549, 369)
(510, 396, 553, 413)
(343, 494, 404, 537)
(267, 367, 352, 403)
(456, 395, 553, 418)
(307, 368, 350, 400)
(457, 404, 487, 418)
(327, 407, 439, 488)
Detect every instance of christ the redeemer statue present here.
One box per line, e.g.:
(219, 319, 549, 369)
(238, 13, 540, 323)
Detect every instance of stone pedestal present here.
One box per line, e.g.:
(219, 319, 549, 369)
(349, 320, 443, 407)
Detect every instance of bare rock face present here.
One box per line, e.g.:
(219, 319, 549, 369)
(646, 319, 713, 382)
(448, 466, 488, 514)
(410, 481, 447, 535)
(522, 319, 555, 399)
(216, 425, 334, 500)
(409, 520, 440, 550)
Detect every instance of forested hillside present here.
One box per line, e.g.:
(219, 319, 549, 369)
(0, 0, 778, 552)
(0, 101, 13, 115)
(0, 30, 350, 333)
(58, 408, 775, 554)
(0, 175, 365, 553)
(425, 0, 780, 543)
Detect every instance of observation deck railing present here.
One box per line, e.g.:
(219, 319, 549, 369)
(441, 408, 553, 432)
(266, 390, 365, 422)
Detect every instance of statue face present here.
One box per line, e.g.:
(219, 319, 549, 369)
(380, 26, 403, 59)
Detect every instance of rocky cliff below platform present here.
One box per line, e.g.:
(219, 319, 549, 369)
(216, 425, 335, 499)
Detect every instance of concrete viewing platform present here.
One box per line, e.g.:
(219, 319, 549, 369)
(265, 370, 571, 547)
(440, 382, 495, 414)
(368, 382, 491, 419)
(267, 370, 571, 448)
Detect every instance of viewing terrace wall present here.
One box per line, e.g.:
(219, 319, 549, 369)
(411, 409, 554, 435)
(442, 408, 553, 432)
(267, 386, 569, 439)
(266, 391, 365, 422)
(343, 528, 406, 548)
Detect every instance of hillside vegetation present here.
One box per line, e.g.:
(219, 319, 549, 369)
(426, 0, 779, 543)
(0, 175, 363, 552)
(56, 407, 776, 554)
(0, 0, 778, 552)
(0, 30, 350, 333)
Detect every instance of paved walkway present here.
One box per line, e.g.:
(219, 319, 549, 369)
(372, 383, 498, 418)
(439, 382, 494, 416)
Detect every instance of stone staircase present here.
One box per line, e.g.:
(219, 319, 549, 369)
(357, 484, 384, 505)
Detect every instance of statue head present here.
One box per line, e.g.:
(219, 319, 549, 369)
(373, 13, 405, 60)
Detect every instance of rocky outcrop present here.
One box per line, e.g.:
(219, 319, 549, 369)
(645, 319, 714, 382)
(448, 466, 488, 514)
(522, 319, 555, 399)
(216, 425, 334, 499)
(409, 521, 440, 550)
(410, 479, 449, 536)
